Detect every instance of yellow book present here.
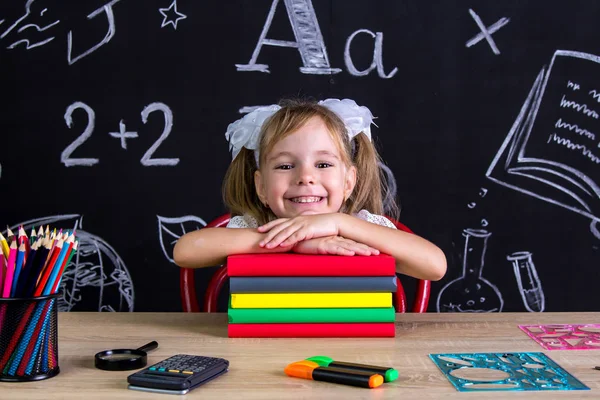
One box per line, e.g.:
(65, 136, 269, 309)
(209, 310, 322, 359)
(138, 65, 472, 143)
(230, 293, 391, 309)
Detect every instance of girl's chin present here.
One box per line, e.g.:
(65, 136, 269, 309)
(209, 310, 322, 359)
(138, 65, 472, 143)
(295, 210, 320, 216)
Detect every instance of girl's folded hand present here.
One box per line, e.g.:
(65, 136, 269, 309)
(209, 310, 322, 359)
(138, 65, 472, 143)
(257, 213, 341, 248)
(292, 236, 380, 256)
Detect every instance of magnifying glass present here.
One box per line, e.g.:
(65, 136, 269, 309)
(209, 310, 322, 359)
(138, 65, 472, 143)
(95, 341, 159, 371)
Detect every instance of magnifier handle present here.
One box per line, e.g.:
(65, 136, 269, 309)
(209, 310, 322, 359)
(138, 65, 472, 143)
(137, 341, 159, 352)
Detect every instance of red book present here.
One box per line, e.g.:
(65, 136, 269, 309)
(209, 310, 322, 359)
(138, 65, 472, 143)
(227, 254, 395, 277)
(228, 323, 395, 338)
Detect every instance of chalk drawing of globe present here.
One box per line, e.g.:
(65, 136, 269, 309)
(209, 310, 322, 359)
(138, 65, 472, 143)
(11, 214, 134, 312)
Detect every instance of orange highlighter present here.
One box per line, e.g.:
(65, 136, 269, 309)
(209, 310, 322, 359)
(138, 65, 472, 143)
(284, 360, 383, 388)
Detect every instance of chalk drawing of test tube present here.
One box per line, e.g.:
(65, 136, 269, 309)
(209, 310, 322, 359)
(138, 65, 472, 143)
(507, 251, 545, 312)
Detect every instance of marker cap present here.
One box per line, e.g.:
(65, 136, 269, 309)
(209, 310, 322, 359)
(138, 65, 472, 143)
(369, 374, 384, 388)
(385, 369, 399, 382)
(284, 361, 318, 380)
(306, 356, 333, 366)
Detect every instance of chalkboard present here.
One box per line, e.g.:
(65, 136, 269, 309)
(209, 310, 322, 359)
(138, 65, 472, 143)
(1, 0, 598, 313)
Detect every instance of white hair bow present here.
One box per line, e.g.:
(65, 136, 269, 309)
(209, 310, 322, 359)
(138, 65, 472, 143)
(225, 99, 376, 165)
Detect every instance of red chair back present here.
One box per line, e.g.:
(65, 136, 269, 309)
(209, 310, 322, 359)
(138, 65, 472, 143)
(180, 214, 431, 313)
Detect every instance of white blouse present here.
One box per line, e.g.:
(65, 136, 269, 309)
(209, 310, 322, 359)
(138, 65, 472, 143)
(226, 209, 397, 229)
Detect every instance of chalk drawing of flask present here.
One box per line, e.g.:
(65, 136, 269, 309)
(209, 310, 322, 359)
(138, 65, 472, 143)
(437, 229, 504, 312)
(507, 251, 545, 312)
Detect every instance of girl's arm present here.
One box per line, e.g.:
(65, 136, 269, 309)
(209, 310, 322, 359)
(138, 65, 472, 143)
(335, 213, 447, 281)
(173, 228, 291, 269)
(258, 213, 447, 281)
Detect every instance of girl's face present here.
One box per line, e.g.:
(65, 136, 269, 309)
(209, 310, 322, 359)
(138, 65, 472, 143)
(254, 116, 356, 219)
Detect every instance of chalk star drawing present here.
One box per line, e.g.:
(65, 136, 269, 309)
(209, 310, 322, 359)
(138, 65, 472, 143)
(159, 0, 187, 30)
(466, 9, 510, 55)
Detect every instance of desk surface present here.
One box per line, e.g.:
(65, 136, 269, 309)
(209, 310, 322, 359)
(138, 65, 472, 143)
(1, 312, 599, 399)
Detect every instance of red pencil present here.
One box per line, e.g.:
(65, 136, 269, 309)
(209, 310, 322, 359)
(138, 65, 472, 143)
(34, 239, 63, 297)
(47, 229, 59, 257)
(50, 239, 77, 294)
(0, 303, 35, 369)
(16, 300, 53, 376)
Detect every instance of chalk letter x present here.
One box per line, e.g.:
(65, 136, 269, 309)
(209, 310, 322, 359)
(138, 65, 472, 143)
(466, 9, 510, 55)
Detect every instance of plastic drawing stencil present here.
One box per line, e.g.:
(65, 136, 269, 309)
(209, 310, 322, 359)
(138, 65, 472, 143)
(519, 324, 600, 350)
(429, 352, 589, 392)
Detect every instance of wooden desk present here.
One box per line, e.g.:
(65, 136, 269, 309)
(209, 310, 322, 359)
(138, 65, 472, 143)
(1, 312, 599, 399)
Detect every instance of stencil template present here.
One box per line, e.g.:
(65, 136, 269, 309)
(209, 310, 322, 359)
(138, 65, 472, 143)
(520, 324, 600, 350)
(429, 352, 589, 392)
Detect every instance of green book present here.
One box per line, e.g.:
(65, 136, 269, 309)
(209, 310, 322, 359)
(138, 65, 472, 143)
(228, 299, 395, 323)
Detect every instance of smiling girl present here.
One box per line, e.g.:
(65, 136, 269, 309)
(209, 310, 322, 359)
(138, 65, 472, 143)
(174, 99, 446, 281)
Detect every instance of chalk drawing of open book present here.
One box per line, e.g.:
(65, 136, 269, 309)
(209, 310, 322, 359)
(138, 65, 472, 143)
(487, 50, 600, 222)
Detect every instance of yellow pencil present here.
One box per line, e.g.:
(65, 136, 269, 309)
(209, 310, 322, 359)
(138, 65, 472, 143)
(49, 229, 57, 249)
(0, 232, 9, 258)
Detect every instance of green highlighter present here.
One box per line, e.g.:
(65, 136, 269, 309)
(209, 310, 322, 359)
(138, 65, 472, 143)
(306, 356, 399, 382)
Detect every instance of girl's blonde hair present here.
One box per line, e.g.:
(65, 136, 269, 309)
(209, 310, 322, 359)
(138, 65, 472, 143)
(223, 99, 399, 225)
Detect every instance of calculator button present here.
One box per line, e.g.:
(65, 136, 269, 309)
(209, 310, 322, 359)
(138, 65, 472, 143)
(182, 371, 193, 374)
(149, 367, 156, 371)
(168, 369, 180, 373)
(158, 368, 166, 371)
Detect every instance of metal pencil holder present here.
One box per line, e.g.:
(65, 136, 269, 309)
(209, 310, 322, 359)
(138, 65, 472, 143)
(0, 293, 60, 382)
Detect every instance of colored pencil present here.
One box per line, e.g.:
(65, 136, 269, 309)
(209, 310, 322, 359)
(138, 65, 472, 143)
(14, 239, 40, 297)
(0, 299, 6, 348)
(34, 239, 63, 297)
(40, 327, 50, 373)
(34, 331, 46, 374)
(18, 226, 30, 259)
(2, 241, 17, 298)
(0, 302, 36, 370)
(50, 229, 58, 249)
(7, 300, 46, 375)
(0, 232, 9, 259)
(0, 254, 5, 338)
(51, 239, 77, 294)
(16, 300, 53, 375)
(6, 227, 15, 244)
(10, 242, 26, 297)
(0, 250, 5, 289)
(48, 322, 56, 370)
(22, 241, 50, 298)
(42, 236, 73, 295)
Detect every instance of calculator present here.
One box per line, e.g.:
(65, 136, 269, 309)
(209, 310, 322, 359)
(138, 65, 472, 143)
(127, 354, 229, 395)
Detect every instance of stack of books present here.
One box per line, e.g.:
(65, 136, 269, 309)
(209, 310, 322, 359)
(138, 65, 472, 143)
(227, 253, 397, 338)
